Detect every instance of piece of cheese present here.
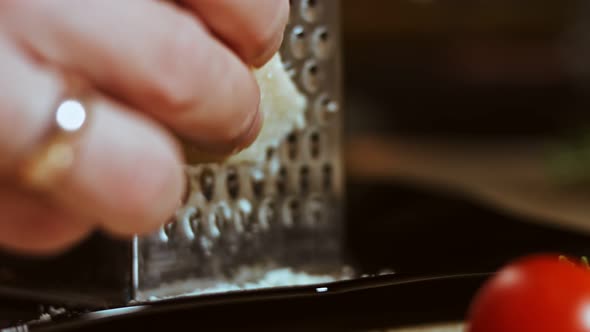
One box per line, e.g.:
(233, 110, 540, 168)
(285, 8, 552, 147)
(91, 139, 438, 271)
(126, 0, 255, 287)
(228, 53, 307, 163)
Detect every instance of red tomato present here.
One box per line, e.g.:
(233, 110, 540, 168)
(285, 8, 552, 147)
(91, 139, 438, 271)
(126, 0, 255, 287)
(468, 254, 590, 332)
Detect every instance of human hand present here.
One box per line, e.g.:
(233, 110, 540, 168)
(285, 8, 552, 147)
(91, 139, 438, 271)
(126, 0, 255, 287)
(0, 0, 289, 254)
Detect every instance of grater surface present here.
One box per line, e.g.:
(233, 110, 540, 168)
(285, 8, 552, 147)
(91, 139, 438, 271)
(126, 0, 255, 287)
(134, 0, 345, 301)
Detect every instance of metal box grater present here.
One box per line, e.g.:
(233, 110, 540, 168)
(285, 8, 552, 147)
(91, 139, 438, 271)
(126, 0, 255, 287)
(135, 0, 345, 301)
(0, 0, 344, 309)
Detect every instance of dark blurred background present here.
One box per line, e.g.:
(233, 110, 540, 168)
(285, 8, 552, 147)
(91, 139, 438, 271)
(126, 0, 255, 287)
(341, 0, 590, 137)
(340, 0, 590, 275)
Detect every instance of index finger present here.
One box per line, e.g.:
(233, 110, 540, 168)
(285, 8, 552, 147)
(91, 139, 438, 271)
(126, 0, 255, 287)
(181, 0, 290, 67)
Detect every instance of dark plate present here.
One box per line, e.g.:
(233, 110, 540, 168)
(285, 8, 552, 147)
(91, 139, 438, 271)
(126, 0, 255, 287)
(28, 272, 487, 332)
(4, 181, 590, 331)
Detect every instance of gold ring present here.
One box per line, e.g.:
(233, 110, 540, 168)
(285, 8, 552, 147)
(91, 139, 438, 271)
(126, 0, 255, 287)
(18, 90, 91, 191)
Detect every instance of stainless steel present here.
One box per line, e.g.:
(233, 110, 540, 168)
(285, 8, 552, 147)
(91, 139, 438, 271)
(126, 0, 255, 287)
(134, 0, 344, 301)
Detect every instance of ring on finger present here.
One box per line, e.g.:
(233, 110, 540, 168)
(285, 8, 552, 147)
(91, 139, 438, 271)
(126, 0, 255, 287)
(18, 80, 92, 191)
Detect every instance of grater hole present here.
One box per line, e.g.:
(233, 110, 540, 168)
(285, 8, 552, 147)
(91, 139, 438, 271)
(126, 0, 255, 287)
(309, 63, 318, 75)
(277, 167, 288, 194)
(199, 168, 215, 201)
(207, 212, 221, 239)
(299, 165, 310, 194)
(314, 94, 339, 124)
(189, 208, 203, 235)
(289, 199, 301, 226)
(302, 60, 322, 93)
(300, 0, 322, 23)
(266, 147, 276, 161)
(242, 212, 255, 233)
(287, 132, 298, 160)
(236, 199, 254, 233)
(282, 197, 301, 228)
(164, 221, 176, 240)
(214, 208, 230, 235)
(258, 199, 276, 231)
(289, 25, 308, 59)
(304, 196, 325, 226)
(310, 131, 321, 159)
(226, 167, 240, 199)
(181, 172, 191, 206)
(290, 199, 300, 213)
(311, 206, 323, 225)
(322, 163, 333, 191)
(312, 26, 332, 59)
(250, 168, 265, 199)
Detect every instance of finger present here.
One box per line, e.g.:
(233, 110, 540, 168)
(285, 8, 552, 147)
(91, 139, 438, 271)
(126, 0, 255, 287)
(0, 32, 62, 173)
(181, 0, 290, 67)
(0, 32, 91, 255)
(5, 0, 261, 155)
(49, 95, 187, 236)
(0, 33, 185, 237)
(0, 187, 92, 255)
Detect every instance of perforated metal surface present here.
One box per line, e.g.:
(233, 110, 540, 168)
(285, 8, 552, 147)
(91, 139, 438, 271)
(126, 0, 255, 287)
(134, 0, 344, 300)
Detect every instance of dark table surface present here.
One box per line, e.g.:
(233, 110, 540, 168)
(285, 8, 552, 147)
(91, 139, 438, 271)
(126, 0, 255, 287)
(3, 180, 590, 331)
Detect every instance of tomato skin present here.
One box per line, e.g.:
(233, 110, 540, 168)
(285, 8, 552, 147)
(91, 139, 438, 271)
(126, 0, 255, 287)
(468, 255, 590, 332)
